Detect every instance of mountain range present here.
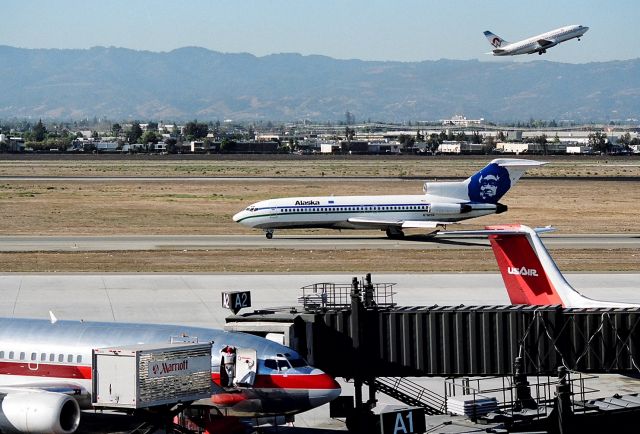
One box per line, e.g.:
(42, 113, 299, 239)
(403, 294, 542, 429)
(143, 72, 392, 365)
(1, 45, 639, 122)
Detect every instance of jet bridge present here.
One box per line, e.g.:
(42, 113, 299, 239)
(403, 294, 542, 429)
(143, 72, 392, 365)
(226, 275, 640, 378)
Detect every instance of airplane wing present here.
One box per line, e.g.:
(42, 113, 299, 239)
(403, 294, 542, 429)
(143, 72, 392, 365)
(347, 217, 452, 230)
(537, 38, 557, 48)
(438, 226, 555, 236)
(0, 382, 88, 397)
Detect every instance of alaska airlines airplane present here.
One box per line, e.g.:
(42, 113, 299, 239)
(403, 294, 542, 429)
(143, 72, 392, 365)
(442, 224, 640, 308)
(233, 159, 544, 239)
(0, 317, 340, 434)
(484, 25, 589, 56)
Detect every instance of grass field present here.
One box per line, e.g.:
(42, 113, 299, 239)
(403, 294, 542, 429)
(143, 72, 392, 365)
(0, 156, 638, 272)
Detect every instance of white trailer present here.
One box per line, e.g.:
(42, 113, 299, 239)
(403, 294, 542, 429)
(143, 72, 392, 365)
(92, 342, 212, 409)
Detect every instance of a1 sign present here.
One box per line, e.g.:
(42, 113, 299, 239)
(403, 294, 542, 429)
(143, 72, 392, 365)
(222, 291, 252, 314)
(379, 407, 426, 434)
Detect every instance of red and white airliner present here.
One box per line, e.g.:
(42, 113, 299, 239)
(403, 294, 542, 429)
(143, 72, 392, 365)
(443, 224, 640, 308)
(0, 317, 340, 434)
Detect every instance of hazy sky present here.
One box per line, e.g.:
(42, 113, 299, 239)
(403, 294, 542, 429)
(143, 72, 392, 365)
(2, 0, 639, 63)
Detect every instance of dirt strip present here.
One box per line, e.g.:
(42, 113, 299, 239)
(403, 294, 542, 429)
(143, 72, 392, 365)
(1, 248, 637, 273)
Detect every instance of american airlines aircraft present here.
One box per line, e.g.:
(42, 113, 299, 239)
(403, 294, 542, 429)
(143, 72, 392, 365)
(233, 159, 544, 239)
(443, 224, 640, 308)
(0, 317, 340, 433)
(483, 25, 589, 56)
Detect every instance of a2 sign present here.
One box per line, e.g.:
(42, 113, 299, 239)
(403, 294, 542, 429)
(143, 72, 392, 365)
(221, 291, 252, 314)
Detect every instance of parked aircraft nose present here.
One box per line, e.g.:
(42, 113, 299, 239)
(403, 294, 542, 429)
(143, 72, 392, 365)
(308, 371, 342, 408)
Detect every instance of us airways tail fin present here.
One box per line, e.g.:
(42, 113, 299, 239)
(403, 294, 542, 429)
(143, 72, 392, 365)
(442, 224, 639, 308)
(483, 31, 508, 48)
(423, 159, 545, 204)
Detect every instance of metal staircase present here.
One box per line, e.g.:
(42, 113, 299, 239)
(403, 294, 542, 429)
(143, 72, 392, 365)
(366, 377, 446, 415)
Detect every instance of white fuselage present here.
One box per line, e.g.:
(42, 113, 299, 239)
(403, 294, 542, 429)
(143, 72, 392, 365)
(233, 194, 497, 231)
(0, 318, 340, 417)
(495, 25, 588, 56)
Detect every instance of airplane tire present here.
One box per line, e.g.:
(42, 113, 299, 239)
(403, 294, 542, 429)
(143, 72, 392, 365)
(266, 232, 273, 239)
(385, 228, 405, 239)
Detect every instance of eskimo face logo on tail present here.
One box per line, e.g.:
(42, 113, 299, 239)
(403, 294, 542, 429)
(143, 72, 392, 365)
(491, 37, 502, 48)
(468, 163, 510, 203)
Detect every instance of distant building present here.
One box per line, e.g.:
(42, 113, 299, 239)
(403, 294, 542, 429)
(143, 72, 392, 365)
(8, 137, 25, 152)
(566, 146, 593, 154)
(496, 142, 567, 154)
(441, 115, 484, 127)
(95, 142, 119, 153)
(367, 141, 402, 154)
(320, 143, 340, 154)
(437, 141, 484, 154)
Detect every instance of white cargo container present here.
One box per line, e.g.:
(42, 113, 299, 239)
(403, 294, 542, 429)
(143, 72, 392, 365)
(92, 342, 212, 409)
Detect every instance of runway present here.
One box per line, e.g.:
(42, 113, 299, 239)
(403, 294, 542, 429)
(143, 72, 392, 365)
(0, 233, 638, 251)
(2, 273, 639, 329)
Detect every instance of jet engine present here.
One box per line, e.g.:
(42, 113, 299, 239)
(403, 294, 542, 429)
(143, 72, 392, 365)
(0, 391, 81, 434)
(429, 203, 472, 215)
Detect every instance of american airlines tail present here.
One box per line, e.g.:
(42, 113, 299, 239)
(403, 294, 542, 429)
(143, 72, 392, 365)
(478, 224, 639, 308)
(423, 159, 545, 204)
(483, 31, 508, 48)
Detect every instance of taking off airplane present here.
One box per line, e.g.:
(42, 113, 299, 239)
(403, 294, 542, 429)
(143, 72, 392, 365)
(442, 224, 640, 308)
(233, 159, 544, 239)
(484, 25, 589, 56)
(0, 317, 340, 434)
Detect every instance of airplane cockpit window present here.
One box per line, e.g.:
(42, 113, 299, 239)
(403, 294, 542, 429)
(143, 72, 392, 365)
(286, 355, 308, 368)
(265, 359, 277, 370)
(277, 359, 291, 371)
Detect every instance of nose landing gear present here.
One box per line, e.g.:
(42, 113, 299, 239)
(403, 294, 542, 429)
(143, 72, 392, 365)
(265, 230, 274, 239)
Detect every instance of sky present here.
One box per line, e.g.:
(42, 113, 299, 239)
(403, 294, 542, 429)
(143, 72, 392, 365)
(2, 0, 639, 63)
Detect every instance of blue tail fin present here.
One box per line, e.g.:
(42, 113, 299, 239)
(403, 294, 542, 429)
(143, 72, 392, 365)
(466, 159, 545, 204)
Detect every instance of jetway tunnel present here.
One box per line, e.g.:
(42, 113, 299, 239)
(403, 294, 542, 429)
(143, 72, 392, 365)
(226, 279, 640, 378)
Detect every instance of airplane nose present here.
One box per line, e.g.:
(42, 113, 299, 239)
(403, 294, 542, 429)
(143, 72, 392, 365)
(232, 211, 243, 222)
(308, 373, 341, 408)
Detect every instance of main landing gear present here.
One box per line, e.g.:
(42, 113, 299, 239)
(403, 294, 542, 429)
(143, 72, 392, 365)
(264, 230, 274, 239)
(385, 227, 405, 239)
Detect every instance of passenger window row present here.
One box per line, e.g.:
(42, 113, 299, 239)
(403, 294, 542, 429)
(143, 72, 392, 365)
(0, 350, 82, 363)
(280, 205, 428, 213)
